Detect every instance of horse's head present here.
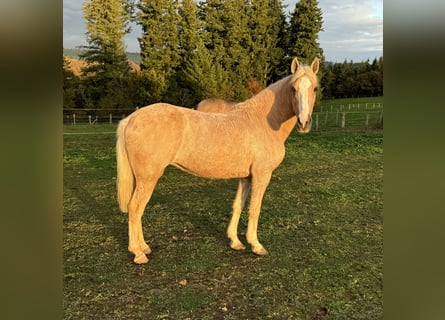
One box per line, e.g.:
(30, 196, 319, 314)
(290, 57, 319, 134)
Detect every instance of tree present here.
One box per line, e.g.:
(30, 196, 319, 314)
(180, 41, 233, 104)
(288, 0, 325, 103)
(288, 0, 324, 65)
(247, 0, 286, 86)
(200, 0, 251, 100)
(322, 57, 383, 98)
(80, 0, 132, 109)
(171, 0, 204, 106)
(62, 56, 80, 109)
(137, 0, 181, 102)
(265, 0, 290, 83)
(178, 0, 202, 58)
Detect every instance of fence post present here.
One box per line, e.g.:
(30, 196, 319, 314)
(336, 110, 339, 126)
(88, 115, 92, 125)
(73, 114, 76, 125)
(365, 113, 370, 127)
(315, 114, 319, 130)
(341, 112, 346, 128)
(324, 111, 328, 125)
(109, 113, 112, 124)
(378, 110, 384, 127)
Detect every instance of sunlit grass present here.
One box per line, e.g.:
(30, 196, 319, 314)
(64, 124, 382, 319)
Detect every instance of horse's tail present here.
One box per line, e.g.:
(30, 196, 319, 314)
(116, 117, 134, 213)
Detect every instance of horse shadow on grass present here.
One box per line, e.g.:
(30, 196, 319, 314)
(66, 171, 244, 261)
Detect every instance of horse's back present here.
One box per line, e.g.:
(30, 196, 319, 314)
(123, 102, 284, 179)
(196, 98, 236, 113)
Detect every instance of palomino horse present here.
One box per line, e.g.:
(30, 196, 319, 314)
(116, 57, 319, 264)
(196, 98, 237, 113)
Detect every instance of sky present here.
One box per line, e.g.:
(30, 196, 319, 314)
(63, 0, 383, 63)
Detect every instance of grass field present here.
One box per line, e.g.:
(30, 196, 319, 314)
(63, 122, 383, 319)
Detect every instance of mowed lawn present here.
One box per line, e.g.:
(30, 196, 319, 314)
(63, 123, 383, 319)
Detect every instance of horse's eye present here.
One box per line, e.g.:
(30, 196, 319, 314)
(314, 87, 318, 92)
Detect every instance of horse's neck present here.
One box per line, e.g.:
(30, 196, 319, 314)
(249, 76, 297, 141)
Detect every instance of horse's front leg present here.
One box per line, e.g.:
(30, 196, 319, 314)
(246, 173, 272, 255)
(227, 178, 251, 250)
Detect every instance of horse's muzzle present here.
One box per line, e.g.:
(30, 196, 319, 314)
(297, 116, 312, 133)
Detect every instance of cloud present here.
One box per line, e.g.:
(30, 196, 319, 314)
(63, 0, 87, 49)
(317, 0, 383, 61)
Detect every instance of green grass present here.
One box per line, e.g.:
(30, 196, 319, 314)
(64, 124, 382, 319)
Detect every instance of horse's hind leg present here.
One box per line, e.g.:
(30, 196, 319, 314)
(127, 174, 161, 264)
(227, 178, 251, 250)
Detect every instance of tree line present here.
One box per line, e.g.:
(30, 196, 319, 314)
(63, 0, 382, 112)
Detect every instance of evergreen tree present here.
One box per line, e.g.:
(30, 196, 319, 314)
(288, 0, 325, 103)
(181, 41, 233, 104)
(288, 0, 324, 65)
(200, 0, 251, 100)
(247, 0, 286, 86)
(80, 0, 132, 109)
(137, 0, 181, 102)
(267, 0, 290, 83)
(171, 0, 203, 106)
(323, 57, 383, 98)
(178, 0, 202, 57)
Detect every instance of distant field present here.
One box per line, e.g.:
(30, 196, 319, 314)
(63, 48, 141, 63)
(64, 123, 383, 319)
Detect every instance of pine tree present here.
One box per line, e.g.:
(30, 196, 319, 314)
(137, 0, 181, 102)
(170, 0, 204, 106)
(200, 0, 251, 100)
(178, 0, 202, 57)
(288, 0, 324, 65)
(80, 0, 132, 109)
(288, 0, 325, 103)
(181, 41, 232, 103)
(247, 0, 286, 86)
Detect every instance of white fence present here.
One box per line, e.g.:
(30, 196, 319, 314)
(63, 102, 383, 130)
(63, 108, 138, 125)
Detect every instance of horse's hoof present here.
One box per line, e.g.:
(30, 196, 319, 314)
(134, 253, 149, 264)
(230, 241, 246, 251)
(252, 245, 268, 256)
(142, 245, 152, 255)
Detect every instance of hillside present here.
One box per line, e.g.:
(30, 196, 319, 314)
(63, 48, 141, 63)
(63, 48, 141, 76)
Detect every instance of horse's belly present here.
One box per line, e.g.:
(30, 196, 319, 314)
(171, 155, 251, 179)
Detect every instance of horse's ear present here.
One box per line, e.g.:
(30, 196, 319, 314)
(291, 57, 300, 74)
(311, 57, 320, 74)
